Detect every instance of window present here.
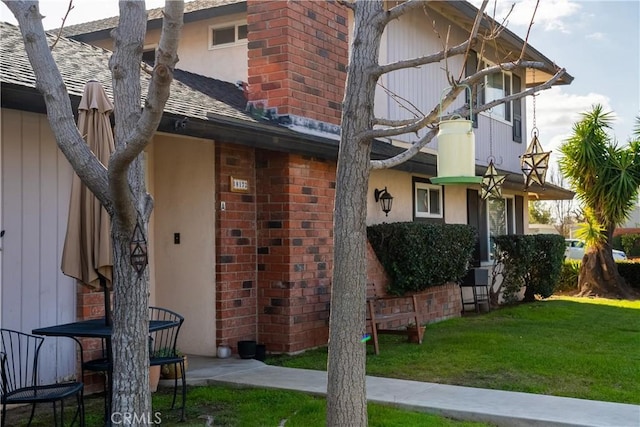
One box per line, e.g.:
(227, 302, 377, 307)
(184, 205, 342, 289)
(209, 22, 248, 48)
(478, 59, 523, 142)
(487, 197, 515, 260)
(414, 181, 442, 219)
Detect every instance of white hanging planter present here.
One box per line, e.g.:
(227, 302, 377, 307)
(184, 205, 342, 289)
(431, 86, 482, 185)
(431, 118, 482, 184)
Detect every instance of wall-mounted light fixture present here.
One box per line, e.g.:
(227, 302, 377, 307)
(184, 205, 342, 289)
(374, 187, 394, 216)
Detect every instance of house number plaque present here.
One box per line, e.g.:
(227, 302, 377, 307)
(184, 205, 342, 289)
(230, 176, 249, 193)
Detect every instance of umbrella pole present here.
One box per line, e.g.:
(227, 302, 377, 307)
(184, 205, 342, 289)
(100, 276, 112, 326)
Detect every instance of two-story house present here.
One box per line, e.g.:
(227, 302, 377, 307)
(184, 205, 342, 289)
(1, 0, 572, 385)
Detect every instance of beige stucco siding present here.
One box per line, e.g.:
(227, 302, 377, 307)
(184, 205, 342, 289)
(151, 134, 216, 356)
(91, 13, 248, 84)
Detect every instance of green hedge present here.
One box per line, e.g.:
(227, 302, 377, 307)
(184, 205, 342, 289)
(612, 261, 640, 290)
(367, 222, 476, 295)
(494, 234, 565, 302)
(555, 259, 640, 292)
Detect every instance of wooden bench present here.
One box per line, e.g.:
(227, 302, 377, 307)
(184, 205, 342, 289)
(366, 294, 423, 355)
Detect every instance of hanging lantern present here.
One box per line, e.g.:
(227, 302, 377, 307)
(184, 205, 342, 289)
(481, 159, 507, 200)
(130, 217, 148, 276)
(431, 85, 482, 185)
(520, 130, 551, 190)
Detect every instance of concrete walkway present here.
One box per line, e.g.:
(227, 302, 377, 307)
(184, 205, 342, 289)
(165, 355, 640, 427)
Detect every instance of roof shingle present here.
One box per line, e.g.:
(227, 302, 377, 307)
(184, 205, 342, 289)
(0, 21, 254, 124)
(53, 0, 245, 37)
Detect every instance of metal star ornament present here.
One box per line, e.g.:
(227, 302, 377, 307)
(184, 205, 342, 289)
(520, 132, 551, 190)
(481, 160, 507, 200)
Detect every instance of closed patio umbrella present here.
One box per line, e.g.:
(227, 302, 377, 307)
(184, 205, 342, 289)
(61, 80, 115, 325)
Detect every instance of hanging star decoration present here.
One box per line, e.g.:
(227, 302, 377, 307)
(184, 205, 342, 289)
(520, 131, 551, 190)
(481, 159, 507, 200)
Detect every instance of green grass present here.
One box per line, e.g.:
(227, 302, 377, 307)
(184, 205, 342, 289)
(5, 386, 488, 426)
(268, 296, 640, 404)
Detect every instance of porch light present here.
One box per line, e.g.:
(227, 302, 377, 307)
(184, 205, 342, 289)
(520, 130, 550, 190)
(374, 187, 394, 216)
(430, 86, 483, 185)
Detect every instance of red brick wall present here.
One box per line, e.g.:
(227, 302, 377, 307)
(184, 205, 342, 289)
(256, 150, 336, 353)
(215, 143, 258, 351)
(77, 285, 109, 394)
(366, 244, 462, 328)
(246, 0, 348, 125)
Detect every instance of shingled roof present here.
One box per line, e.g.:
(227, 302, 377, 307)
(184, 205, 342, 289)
(54, 0, 246, 39)
(0, 21, 252, 123)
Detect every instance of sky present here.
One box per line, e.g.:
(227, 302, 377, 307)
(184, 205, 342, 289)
(1, 0, 639, 171)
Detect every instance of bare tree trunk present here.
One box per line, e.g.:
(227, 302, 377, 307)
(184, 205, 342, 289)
(4, 2, 184, 424)
(578, 249, 633, 299)
(327, 3, 383, 426)
(111, 225, 151, 421)
(578, 226, 634, 299)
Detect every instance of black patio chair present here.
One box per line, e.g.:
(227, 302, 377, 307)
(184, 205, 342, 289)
(149, 306, 186, 421)
(83, 308, 186, 420)
(80, 338, 110, 420)
(0, 329, 85, 427)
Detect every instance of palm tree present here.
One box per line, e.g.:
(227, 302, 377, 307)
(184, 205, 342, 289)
(559, 105, 640, 297)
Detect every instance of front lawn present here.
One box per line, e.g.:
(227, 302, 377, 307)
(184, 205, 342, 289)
(5, 386, 489, 426)
(268, 296, 640, 404)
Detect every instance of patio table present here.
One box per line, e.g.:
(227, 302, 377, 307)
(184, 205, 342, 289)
(33, 317, 177, 424)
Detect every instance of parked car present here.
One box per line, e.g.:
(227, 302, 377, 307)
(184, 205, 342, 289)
(564, 239, 627, 261)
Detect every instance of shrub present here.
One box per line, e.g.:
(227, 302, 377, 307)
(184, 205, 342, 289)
(494, 234, 565, 303)
(367, 222, 476, 295)
(556, 260, 581, 292)
(620, 233, 640, 258)
(616, 260, 640, 290)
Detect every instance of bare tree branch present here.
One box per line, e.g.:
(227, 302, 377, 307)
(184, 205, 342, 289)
(375, 81, 424, 123)
(370, 66, 566, 170)
(50, 0, 73, 50)
(337, 0, 356, 11)
(109, 1, 184, 222)
(364, 59, 561, 141)
(376, 0, 488, 78)
(518, 0, 540, 61)
(458, 0, 489, 81)
(2, 0, 111, 207)
(384, 0, 425, 23)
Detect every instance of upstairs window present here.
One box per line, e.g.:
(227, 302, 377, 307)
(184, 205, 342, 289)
(482, 60, 514, 122)
(209, 22, 248, 48)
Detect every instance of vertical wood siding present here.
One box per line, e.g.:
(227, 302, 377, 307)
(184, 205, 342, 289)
(380, 8, 529, 175)
(1, 109, 76, 383)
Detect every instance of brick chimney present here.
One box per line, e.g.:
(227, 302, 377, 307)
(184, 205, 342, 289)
(246, 0, 348, 127)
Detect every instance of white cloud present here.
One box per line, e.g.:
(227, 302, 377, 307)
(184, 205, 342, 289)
(525, 87, 617, 162)
(585, 32, 606, 41)
(470, 0, 582, 33)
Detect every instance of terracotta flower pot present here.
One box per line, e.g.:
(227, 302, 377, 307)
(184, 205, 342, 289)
(407, 325, 426, 343)
(161, 355, 188, 379)
(149, 365, 161, 392)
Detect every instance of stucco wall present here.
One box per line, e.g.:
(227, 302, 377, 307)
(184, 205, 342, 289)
(90, 13, 248, 84)
(151, 134, 216, 357)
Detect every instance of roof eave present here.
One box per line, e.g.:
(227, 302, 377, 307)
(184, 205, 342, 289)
(429, 1, 573, 86)
(65, 1, 247, 43)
